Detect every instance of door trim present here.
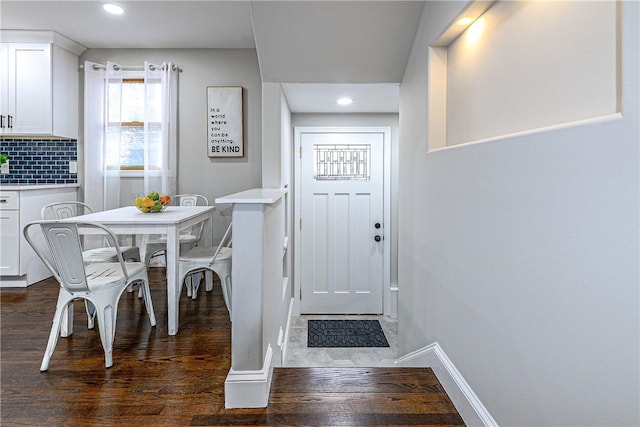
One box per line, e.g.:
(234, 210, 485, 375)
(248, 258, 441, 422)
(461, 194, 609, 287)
(293, 126, 392, 316)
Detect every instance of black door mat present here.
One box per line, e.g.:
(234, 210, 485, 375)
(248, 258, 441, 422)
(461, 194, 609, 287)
(308, 319, 390, 348)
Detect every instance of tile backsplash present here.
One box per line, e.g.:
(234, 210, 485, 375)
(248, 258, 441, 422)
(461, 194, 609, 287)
(0, 137, 78, 185)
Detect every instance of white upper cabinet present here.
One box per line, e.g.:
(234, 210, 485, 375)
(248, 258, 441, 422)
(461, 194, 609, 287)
(1, 43, 52, 136)
(0, 31, 85, 138)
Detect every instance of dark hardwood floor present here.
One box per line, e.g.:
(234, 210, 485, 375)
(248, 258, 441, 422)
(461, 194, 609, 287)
(1, 268, 463, 426)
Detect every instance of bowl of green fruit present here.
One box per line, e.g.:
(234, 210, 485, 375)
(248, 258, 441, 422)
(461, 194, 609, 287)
(133, 192, 171, 213)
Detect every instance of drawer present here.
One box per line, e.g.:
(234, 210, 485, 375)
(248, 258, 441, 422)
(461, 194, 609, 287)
(0, 191, 19, 210)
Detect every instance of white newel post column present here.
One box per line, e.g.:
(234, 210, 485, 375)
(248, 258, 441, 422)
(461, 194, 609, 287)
(215, 188, 288, 409)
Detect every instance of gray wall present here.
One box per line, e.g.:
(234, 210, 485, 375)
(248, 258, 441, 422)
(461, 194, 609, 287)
(79, 48, 262, 234)
(398, 1, 639, 425)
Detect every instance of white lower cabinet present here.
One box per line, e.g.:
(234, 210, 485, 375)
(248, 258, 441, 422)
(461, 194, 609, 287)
(0, 187, 78, 287)
(0, 192, 20, 275)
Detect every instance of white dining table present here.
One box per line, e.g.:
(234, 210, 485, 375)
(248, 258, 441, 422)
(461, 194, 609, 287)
(72, 205, 216, 335)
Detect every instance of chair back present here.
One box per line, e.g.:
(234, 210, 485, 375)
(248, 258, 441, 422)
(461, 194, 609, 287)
(41, 201, 110, 249)
(24, 221, 128, 293)
(174, 194, 208, 207)
(41, 201, 94, 220)
(174, 194, 210, 240)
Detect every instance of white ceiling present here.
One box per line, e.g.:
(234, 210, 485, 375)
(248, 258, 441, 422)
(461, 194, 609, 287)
(282, 83, 399, 113)
(250, 1, 423, 84)
(0, 1, 257, 49)
(0, 1, 425, 113)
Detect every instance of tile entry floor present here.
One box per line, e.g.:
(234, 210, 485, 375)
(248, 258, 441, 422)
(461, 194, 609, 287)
(285, 315, 398, 367)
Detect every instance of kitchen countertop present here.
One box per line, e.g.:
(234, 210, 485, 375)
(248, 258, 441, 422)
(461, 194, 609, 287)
(0, 183, 80, 191)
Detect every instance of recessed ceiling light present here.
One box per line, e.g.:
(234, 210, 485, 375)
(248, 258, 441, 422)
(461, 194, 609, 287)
(103, 3, 124, 15)
(337, 97, 353, 106)
(456, 17, 473, 26)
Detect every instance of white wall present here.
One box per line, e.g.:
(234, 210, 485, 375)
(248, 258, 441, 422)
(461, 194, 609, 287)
(261, 82, 294, 309)
(446, 1, 618, 146)
(398, 1, 639, 425)
(261, 82, 283, 188)
(292, 113, 400, 289)
(79, 48, 262, 235)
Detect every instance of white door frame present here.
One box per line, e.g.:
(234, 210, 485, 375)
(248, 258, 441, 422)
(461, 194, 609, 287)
(293, 126, 392, 317)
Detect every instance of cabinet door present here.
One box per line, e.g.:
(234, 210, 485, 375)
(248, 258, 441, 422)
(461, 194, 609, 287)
(52, 44, 78, 138)
(7, 43, 52, 135)
(0, 44, 9, 134)
(0, 210, 20, 275)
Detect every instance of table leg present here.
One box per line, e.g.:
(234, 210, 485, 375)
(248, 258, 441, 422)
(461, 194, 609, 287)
(166, 226, 180, 335)
(204, 211, 215, 292)
(204, 211, 214, 246)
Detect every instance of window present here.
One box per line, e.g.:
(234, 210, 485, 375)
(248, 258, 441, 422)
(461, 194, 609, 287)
(313, 144, 371, 181)
(105, 76, 162, 170)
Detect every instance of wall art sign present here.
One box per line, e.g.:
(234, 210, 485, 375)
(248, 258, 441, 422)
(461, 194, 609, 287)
(207, 86, 243, 157)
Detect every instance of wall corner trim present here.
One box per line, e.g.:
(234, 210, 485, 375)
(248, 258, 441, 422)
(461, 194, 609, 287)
(395, 342, 499, 427)
(224, 345, 274, 409)
(281, 297, 295, 363)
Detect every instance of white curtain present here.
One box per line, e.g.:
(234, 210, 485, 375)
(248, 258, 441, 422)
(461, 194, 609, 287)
(83, 61, 108, 212)
(83, 61, 178, 211)
(144, 61, 178, 194)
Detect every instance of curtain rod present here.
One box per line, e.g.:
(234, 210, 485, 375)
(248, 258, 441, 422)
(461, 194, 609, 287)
(88, 63, 182, 72)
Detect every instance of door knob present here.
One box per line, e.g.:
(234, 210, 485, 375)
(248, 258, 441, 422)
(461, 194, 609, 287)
(374, 235, 382, 242)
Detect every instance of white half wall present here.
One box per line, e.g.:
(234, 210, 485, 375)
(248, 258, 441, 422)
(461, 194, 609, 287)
(398, 1, 639, 425)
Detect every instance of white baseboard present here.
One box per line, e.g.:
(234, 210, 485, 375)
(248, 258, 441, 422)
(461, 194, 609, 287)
(395, 342, 498, 427)
(224, 345, 274, 409)
(0, 276, 28, 287)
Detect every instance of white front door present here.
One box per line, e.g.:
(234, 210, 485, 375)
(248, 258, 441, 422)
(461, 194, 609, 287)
(299, 131, 384, 314)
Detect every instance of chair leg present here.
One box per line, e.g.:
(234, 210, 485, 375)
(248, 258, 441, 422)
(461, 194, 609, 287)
(220, 274, 232, 316)
(138, 280, 157, 327)
(185, 275, 193, 298)
(59, 304, 74, 337)
(194, 272, 204, 291)
(191, 273, 204, 300)
(205, 271, 214, 292)
(85, 300, 96, 329)
(94, 302, 117, 368)
(41, 298, 70, 371)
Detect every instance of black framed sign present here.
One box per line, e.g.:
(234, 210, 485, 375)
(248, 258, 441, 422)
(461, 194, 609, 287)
(207, 86, 243, 157)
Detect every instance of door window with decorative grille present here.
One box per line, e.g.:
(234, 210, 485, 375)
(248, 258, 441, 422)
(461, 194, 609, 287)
(313, 144, 371, 181)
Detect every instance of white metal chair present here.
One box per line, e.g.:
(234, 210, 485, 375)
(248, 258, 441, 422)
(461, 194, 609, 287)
(179, 221, 232, 315)
(41, 201, 141, 263)
(23, 220, 156, 371)
(144, 194, 209, 267)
